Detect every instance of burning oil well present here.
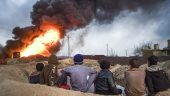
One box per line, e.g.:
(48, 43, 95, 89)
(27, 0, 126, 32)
(1, 0, 166, 58)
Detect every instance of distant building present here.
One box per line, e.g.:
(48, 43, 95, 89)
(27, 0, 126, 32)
(142, 39, 170, 57)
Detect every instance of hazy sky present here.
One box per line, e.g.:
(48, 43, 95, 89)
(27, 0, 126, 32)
(0, 0, 170, 56)
(0, 0, 36, 44)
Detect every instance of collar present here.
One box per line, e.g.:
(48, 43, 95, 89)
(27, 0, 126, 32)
(129, 68, 141, 71)
(74, 62, 83, 65)
(147, 65, 162, 72)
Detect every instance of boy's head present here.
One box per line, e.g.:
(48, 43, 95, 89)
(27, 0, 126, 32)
(129, 58, 140, 68)
(74, 54, 84, 65)
(148, 55, 158, 67)
(48, 54, 58, 65)
(36, 63, 44, 71)
(99, 60, 111, 70)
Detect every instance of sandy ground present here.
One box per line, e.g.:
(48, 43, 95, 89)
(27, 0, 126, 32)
(0, 79, 101, 96)
(0, 62, 104, 96)
(0, 59, 118, 96)
(0, 59, 170, 96)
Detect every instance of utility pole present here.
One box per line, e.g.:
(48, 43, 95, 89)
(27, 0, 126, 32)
(110, 48, 114, 57)
(126, 50, 128, 57)
(67, 35, 70, 57)
(106, 44, 109, 56)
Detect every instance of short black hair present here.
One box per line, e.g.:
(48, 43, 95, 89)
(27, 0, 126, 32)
(148, 55, 158, 66)
(99, 60, 111, 69)
(36, 63, 44, 71)
(129, 58, 139, 68)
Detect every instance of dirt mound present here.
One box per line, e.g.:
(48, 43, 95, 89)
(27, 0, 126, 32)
(0, 59, 110, 96)
(159, 60, 170, 79)
(0, 64, 35, 83)
(1, 58, 170, 96)
(112, 65, 129, 80)
(155, 89, 170, 96)
(58, 58, 100, 70)
(0, 79, 102, 96)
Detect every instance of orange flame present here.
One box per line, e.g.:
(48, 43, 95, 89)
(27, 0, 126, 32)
(21, 29, 60, 57)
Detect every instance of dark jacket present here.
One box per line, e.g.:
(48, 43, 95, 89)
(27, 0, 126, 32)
(94, 69, 121, 95)
(57, 71, 68, 86)
(145, 65, 170, 96)
(29, 72, 41, 84)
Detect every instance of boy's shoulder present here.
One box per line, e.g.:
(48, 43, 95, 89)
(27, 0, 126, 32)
(99, 70, 113, 75)
(30, 71, 40, 77)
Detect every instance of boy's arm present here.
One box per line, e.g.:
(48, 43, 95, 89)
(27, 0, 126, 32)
(145, 71, 154, 95)
(62, 67, 72, 76)
(108, 73, 120, 95)
(40, 69, 45, 84)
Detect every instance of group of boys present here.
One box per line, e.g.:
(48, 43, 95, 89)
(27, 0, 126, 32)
(29, 54, 170, 96)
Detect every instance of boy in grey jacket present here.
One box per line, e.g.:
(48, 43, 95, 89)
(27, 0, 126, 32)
(62, 54, 97, 92)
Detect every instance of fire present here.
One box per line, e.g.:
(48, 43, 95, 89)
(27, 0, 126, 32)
(21, 29, 60, 57)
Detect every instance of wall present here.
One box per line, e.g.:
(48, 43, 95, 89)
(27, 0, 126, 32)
(84, 55, 170, 65)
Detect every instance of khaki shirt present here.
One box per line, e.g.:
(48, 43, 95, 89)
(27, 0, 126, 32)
(40, 64, 58, 86)
(125, 68, 146, 96)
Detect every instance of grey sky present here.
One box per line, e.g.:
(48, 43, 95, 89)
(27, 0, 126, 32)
(0, 0, 36, 45)
(0, 0, 170, 56)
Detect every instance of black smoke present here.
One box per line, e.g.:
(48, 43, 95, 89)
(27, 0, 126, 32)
(4, 0, 166, 57)
(31, 0, 165, 27)
(4, 26, 41, 57)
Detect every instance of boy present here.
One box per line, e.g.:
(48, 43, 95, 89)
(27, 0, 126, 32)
(94, 60, 121, 95)
(125, 59, 146, 96)
(30, 63, 44, 84)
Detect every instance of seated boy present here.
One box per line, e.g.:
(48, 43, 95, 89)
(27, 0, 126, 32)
(145, 56, 170, 96)
(94, 60, 121, 95)
(29, 63, 44, 84)
(125, 59, 146, 96)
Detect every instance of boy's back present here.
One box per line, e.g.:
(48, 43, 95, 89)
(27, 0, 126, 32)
(29, 72, 41, 84)
(125, 68, 146, 96)
(63, 65, 96, 92)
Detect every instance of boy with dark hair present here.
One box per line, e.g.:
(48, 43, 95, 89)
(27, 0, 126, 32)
(99, 60, 110, 69)
(129, 58, 139, 68)
(94, 60, 121, 95)
(125, 58, 146, 96)
(29, 63, 44, 84)
(145, 55, 170, 96)
(36, 63, 44, 71)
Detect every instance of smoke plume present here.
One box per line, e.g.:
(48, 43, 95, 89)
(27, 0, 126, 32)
(4, 0, 166, 57)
